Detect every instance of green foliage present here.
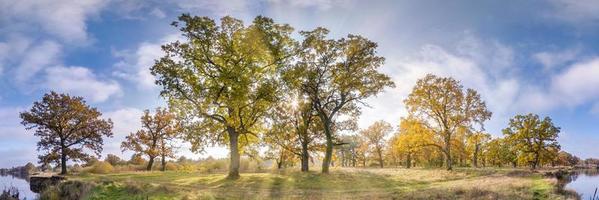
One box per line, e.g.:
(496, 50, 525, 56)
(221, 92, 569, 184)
(293, 27, 395, 173)
(503, 113, 560, 169)
(151, 14, 295, 178)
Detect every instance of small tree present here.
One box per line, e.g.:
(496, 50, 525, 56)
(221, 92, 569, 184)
(360, 120, 392, 168)
(20, 92, 114, 175)
(467, 132, 491, 168)
(503, 113, 560, 169)
(104, 154, 123, 166)
(121, 107, 180, 171)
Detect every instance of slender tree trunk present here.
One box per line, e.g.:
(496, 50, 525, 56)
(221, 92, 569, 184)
(445, 148, 452, 170)
(227, 127, 240, 179)
(473, 144, 479, 168)
(377, 149, 384, 168)
(161, 154, 166, 171)
(321, 120, 333, 173)
(532, 152, 540, 170)
(406, 153, 412, 169)
(301, 142, 309, 172)
(341, 150, 345, 167)
(147, 156, 155, 171)
(60, 145, 67, 175)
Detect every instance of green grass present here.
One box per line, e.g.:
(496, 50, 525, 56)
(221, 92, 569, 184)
(66, 167, 568, 200)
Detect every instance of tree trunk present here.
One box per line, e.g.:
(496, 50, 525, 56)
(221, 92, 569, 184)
(406, 153, 412, 169)
(60, 145, 67, 175)
(377, 149, 384, 168)
(532, 152, 540, 170)
(227, 127, 240, 179)
(473, 144, 479, 168)
(341, 150, 345, 167)
(445, 146, 452, 170)
(147, 156, 155, 171)
(161, 154, 166, 171)
(301, 142, 309, 172)
(321, 120, 333, 173)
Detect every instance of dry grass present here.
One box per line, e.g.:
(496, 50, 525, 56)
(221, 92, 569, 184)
(68, 167, 569, 200)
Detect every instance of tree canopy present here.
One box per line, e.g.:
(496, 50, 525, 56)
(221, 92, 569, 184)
(20, 92, 113, 175)
(404, 74, 492, 170)
(151, 15, 295, 178)
(121, 107, 181, 171)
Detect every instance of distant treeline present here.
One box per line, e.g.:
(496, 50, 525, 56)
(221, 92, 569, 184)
(0, 162, 37, 178)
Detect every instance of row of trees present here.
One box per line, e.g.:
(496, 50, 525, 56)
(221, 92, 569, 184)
(18, 15, 581, 178)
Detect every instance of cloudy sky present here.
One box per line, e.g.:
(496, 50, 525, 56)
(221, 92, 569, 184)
(1, 0, 599, 168)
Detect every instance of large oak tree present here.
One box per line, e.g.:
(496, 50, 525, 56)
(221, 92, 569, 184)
(404, 74, 491, 170)
(295, 28, 394, 173)
(20, 92, 113, 175)
(151, 15, 294, 178)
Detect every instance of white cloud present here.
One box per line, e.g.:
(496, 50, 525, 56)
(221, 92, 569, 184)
(359, 35, 520, 136)
(44, 66, 122, 102)
(515, 57, 599, 113)
(0, 106, 37, 167)
(0, 0, 107, 43)
(533, 47, 580, 70)
(113, 34, 183, 90)
(102, 107, 143, 159)
(150, 7, 166, 19)
(551, 58, 599, 106)
(15, 40, 61, 82)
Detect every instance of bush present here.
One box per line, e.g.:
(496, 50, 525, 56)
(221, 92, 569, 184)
(165, 163, 180, 171)
(39, 181, 94, 200)
(91, 161, 114, 174)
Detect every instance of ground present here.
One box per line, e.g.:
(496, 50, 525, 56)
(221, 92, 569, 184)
(68, 168, 570, 200)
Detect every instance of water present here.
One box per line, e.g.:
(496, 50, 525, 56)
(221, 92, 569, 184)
(563, 169, 599, 199)
(0, 174, 38, 200)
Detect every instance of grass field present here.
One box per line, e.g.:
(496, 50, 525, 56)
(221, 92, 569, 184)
(66, 167, 570, 200)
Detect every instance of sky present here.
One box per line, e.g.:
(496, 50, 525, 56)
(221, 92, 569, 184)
(1, 0, 599, 168)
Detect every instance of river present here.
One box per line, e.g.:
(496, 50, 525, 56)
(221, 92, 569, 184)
(563, 169, 599, 199)
(0, 174, 38, 200)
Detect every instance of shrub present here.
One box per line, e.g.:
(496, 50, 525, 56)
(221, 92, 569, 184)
(39, 181, 94, 200)
(165, 163, 180, 171)
(91, 161, 114, 174)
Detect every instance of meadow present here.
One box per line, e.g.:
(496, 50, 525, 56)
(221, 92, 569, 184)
(46, 167, 571, 200)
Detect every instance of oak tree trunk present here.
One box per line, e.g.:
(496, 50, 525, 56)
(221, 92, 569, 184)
(147, 156, 155, 171)
(60, 145, 67, 175)
(300, 142, 309, 172)
(228, 127, 240, 179)
(321, 120, 333, 173)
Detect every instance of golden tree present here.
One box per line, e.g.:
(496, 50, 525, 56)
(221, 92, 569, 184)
(121, 107, 180, 171)
(404, 74, 491, 170)
(360, 120, 393, 168)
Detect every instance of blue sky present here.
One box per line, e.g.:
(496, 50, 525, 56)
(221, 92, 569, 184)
(1, 0, 599, 168)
